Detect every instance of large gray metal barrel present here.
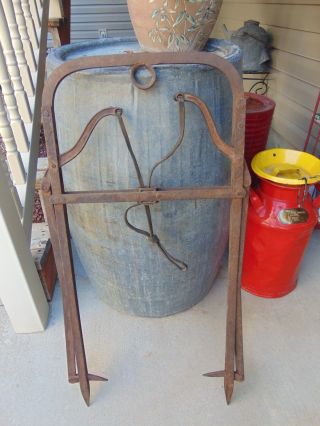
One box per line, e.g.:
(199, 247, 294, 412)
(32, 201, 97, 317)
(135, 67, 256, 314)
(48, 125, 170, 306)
(47, 38, 241, 317)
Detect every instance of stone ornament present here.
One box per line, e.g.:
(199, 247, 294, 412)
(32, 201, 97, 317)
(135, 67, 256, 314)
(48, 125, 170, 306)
(127, 0, 223, 52)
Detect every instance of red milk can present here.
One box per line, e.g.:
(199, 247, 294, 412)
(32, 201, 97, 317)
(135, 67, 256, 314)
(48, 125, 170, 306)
(242, 149, 320, 298)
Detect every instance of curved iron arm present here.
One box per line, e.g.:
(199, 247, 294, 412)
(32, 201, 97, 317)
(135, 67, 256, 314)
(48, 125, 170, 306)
(59, 107, 119, 167)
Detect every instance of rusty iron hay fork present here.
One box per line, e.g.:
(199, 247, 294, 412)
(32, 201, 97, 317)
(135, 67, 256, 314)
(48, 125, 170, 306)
(203, 164, 251, 402)
(185, 93, 250, 401)
(41, 52, 248, 405)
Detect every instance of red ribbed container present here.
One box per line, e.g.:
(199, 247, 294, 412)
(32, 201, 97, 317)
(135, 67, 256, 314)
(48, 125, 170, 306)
(245, 93, 276, 181)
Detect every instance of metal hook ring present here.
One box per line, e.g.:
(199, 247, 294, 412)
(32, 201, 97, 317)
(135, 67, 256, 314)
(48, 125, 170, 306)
(130, 63, 157, 90)
(174, 93, 185, 102)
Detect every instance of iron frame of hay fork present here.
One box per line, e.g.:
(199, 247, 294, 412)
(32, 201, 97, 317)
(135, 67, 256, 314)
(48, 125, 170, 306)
(41, 51, 250, 406)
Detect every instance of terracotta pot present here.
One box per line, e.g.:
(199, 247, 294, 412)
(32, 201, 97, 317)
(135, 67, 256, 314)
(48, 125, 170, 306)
(127, 0, 223, 52)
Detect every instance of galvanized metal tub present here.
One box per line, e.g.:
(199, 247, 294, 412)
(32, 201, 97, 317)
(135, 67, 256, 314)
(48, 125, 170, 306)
(47, 38, 241, 317)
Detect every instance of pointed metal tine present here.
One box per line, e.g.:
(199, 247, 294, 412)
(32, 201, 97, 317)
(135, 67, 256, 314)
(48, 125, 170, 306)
(203, 370, 225, 378)
(224, 381, 234, 405)
(79, 379, 90, 407)
(204, 371, 235, 403)
(79, 373, 108, 406)
(87, 374, 108, 382)
(69, 374, 108, 384)
(204, 370, 243, 382)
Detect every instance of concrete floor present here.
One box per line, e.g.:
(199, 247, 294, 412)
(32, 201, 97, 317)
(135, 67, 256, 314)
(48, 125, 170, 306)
(1, 232, 320, 426)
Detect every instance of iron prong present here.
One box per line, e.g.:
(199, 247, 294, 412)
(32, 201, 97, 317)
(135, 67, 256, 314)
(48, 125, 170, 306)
(88, 374, 108, 382)
(80, 381, 90, 407)
(224, 382, 234, 405)
(203, 370, 225, 378)
(69, 374, 108, 384)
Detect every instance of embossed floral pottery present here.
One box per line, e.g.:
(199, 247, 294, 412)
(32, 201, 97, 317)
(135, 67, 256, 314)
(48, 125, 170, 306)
(127, 0, 223, 52)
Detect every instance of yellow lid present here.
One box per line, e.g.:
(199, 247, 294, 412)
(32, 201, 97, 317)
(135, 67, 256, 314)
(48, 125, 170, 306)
(251, 148, 320, 185)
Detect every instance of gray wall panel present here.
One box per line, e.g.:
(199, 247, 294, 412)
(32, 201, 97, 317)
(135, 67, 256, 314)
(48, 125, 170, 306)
(71, 0, 134, 42)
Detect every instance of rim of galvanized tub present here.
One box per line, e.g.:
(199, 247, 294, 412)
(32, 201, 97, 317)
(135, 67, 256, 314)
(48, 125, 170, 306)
(48, 37, 242, 75)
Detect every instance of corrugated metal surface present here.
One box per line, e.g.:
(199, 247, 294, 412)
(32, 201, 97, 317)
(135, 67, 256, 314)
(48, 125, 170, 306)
(71, 0, 134, 42)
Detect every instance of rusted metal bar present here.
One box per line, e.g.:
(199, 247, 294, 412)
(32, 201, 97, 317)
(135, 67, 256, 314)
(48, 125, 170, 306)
(42, 111, 107, 405)
(42, 51, 247, 406)
(43, 181, 108, 404)
(49, 187, 246, 205)
(43, 175, 108, 389)
(41, 179, 77, 380)
(59, 107, 119, 167)
(42, 53, 244, 107)
(203, 165, 250, 386)
(177, 86, 246, 403)
(54, 203, 91, 404)
(224, 197, 243, 403)
(177, 93, 234, 159)
(235, 165, 251, 381)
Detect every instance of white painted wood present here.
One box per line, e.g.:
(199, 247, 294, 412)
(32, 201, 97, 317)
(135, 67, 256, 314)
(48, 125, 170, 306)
(0, 95, 26, 185)
(272, 111, 316, 152)
(268, 72, 319, 112)
(22, 0, 50, 241)
(0, 152, 23, 218)
(268, 128, 286, 148)
(269, 88, 319, 140)
(217, 3, 320, 33)
(0, 3, 32, 123)
(0, 0, 49, 335)
(266, 26, 320, 62)
(48, 27, 61, 47)
(36, 0, 43, 16)
(29, 0, 41, 30)
(3, 0, 35, 97)
(0, 159, 49, 333)
(21, 0, 39, 49)
(0, 44, 29, 153)
(49, 0, 63, 20)
(272, 50, 320, 88)
(13, 0, 37, 73)
(214, 21, 320, 62)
